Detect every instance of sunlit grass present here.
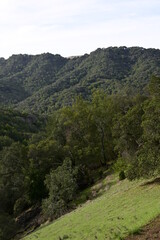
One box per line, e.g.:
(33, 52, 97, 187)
(24, 176, 160, 240)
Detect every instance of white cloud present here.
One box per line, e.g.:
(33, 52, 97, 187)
(0, 0, 160, 58)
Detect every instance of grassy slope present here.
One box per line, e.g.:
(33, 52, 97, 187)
(23, 176, 160, 240)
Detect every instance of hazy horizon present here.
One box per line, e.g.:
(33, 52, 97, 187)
(1, 45, 160, 60)
(0, 0, 160, 58)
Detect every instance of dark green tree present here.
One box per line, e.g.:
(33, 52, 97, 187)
(42, 158, 77, 219)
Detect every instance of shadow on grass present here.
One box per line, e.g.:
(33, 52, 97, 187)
(141, 177, 160, 186)
(125, 227, 142, 240)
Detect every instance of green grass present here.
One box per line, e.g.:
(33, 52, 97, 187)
(23, 175, 160, 240)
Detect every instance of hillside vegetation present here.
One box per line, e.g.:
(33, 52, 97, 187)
(0, 48, 160, 239)
(0, 47, 160, 113)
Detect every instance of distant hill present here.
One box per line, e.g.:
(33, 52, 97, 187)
(0, 47, 160, 114)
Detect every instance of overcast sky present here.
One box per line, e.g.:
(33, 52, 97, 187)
(0, 0, 160, 58)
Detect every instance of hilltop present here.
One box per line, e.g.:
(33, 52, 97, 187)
(0, 47, 160, 113)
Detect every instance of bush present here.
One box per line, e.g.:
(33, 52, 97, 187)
(113, 156, 127, 173)
(119, 170, 126, 181)
(74, 165, 92, 190)
(42, 158, 77, 219)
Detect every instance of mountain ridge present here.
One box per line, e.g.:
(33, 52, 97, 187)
(0, 46, 160, 113)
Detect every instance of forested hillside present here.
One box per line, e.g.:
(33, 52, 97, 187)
(0, 76, 159, 239)
(0, 47, 160, 240)
(0, 108, 43, 239)
(0, 47, 160, 113)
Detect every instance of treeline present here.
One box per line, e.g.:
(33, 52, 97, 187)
(1, 47, 160, 114)
(0, 76, 160, 239)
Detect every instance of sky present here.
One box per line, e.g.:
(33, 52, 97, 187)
(0, 0, 160, 58)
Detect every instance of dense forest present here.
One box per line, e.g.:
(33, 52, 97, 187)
(0, 47, 160, 113)
(0, 47, 160, 239)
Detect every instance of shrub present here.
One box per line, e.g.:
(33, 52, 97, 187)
(42, 158, 77, 219)
(119, 170, 126, 181)
(74, 164, 92, 190)
(113, 156, 127, 173)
